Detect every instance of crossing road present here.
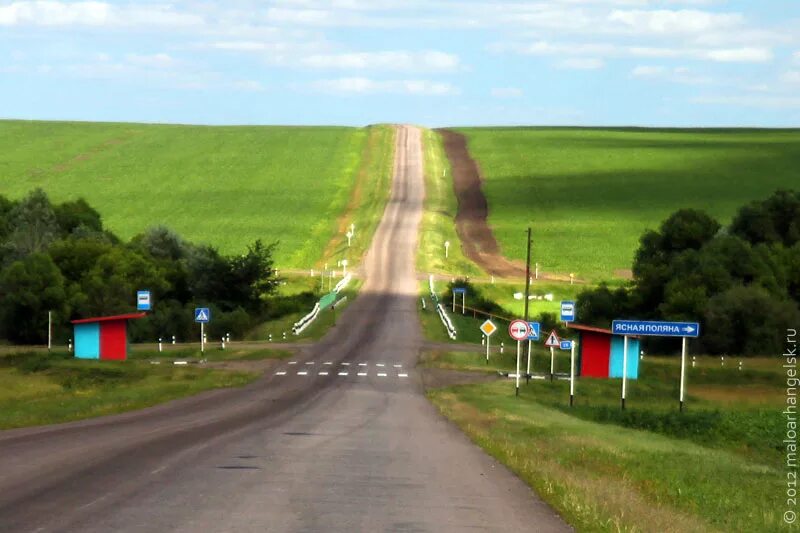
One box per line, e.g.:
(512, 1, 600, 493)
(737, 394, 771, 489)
(0, 126, 568, 532)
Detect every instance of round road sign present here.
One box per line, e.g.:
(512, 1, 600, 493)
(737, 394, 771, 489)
(508, 319, 529, 341)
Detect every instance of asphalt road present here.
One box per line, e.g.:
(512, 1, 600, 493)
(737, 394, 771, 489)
(0, 126, 568, 532)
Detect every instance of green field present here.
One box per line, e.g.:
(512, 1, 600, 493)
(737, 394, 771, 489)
(454, 127, 800, 280)
(426, 352, 787, 531)
(0, 350, 258, 429)
(0, 120, 393, 267)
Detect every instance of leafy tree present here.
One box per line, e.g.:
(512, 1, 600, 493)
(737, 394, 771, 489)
(731, 189, 800, 247)
(0, 253, 69, 343)
(132, 226, 186, 261)
(703, 285, 800, 355)
(225, 240, 279, 312)
(576, 283, 632, 327)
(54, 198, 102, 235)
(4, 189, 58, 260)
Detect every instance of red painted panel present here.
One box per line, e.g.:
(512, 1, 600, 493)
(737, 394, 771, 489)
(580, 331, 611, 378)
(100, 320, 127, 360)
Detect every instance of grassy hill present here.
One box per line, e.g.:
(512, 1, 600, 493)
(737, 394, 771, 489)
(0, 120, 393, 267)
(454, 127, 800, 280)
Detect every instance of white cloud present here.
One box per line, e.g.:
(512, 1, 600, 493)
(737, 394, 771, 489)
(782, 71, 800, 86)
(558, 57, 604, 70)
(300, 50, 459, 72)
(794, 51, 800, 64)
(608, 9, 743, 35)
(632, 65, 711, 84)
(125, 53, 174, 69)
(232, 80, 265, 92)
(311, 77, 458, 95)
(491, 87, 523, 98)
(692, 94, 800, 110)
(0, 1, 202, 28)
(706, 47, 772, 63)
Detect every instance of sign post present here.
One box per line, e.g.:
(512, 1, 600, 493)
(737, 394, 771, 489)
(508, 320, 530, 396)
(526, 322, 540, 381)
(680, 336, 687, 412)
(569, 340, 577, 407)
(444, 240, 450, 259)
(612, 320, 700, 411)
(544, 330, 560, 381)
(194, 308, 211, 353)
(47, 311, 52, 353)
(453, 287, 466, 314)
(621, 335, 628, 410)
(480, 320, 497, 364)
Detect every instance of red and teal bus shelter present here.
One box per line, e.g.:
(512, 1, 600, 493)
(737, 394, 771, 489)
(71, 313, 146, 361)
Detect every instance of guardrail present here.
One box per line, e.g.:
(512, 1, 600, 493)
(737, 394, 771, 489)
(292, 302, 320, 335)
(334, 273, 352, 293)
(429, 274, 456, 339)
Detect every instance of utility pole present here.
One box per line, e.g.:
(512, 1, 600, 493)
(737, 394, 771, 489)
(523, 227, 532, 384)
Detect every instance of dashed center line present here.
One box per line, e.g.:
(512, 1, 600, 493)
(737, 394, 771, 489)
(399, 373, 408, 378)
(377, 373, 387, 377)
(357, 372, 367, 376)
(393, 364, 402, 368)
(338, 372, 349, 376)
(288, 361, 297, 365)
(305, 361, 315, 365)
(324, 362, 333, 365)
(341, 362, 350, 366)
(297, 371, 308, 376)
(358, 362, 367, 366)
(318, 371, 328, 376)
(376, 363, 385, 367)
(275, 371, 287, 376)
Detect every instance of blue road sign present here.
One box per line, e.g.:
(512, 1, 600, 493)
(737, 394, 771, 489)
(560, 301, 576, 322)
(453, 288, 467, 294)
(136, 290, 151, 311)
(194, 308, 211, 323)
(612, 320, 699, 338)
(560, 340, 573, 350)
(527, 322, 541, 340)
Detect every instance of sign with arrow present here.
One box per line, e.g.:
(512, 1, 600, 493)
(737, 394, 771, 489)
(544, 330, 560, 347)
(611, 320, 699, 338)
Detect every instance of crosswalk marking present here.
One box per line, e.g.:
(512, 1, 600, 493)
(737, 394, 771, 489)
(305, 361, 315, 365)
(393, 364, 402, 368)
(288, 361, 297, 365)
(341, 362, 350, 366)
(324, 362, 333, 365)
(318, 371, 328, 376)
(357, 372, 367, 376)
(338, 372, 349, 376)
(377, 373, 387, 377)
(358, 362, 367, 366)
(376, 363, 385, 367)
(398, 373, 408, 377)
(275, 371, 287, 376)
(297, 371, 308, 376)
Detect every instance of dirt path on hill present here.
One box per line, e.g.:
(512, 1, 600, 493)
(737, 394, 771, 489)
(438, 129, 528, 278)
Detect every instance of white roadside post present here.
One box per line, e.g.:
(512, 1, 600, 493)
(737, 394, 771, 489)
(350, 223, 355, 236)
(346, 231, 353, 247)
(47, 311, 52, 353)
(680, 336, 687, 412)
(172, 335, 176, 345)
(444, 240, 450, 259)
(621, 335, 628, 410)
(570, 340, 577, 407)
(342, 259, 348, 276)
(158, 338, 163, 353)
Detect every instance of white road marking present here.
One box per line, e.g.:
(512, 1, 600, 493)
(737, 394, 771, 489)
(341, 362, 350, 366)
(393, 364, 402, 368)
(173, 361, 188, 365)
(318, 371, 328, 376)
(288, 361, 297, 365)
(376, 363, 385, 367)
(358, 362, 368, 366)
(357, 372, 367, 376)
(338, 372, 349, 376)
(275, 371, 287, 376)
(151, 466, 167, 475)
(297, 371, 308, 376)
(377, 373, 387, 377)
(324, 361, 333, 365)
(398, 373, 408, 377)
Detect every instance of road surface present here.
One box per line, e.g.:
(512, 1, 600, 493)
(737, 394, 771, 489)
(0, 126, 568, 532)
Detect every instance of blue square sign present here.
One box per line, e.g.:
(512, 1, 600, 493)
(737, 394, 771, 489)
(560, 301, 576, 322)
(137, 290, 151, 311)
(560, 340, 573, 350)
(527, 322, 540, 340)
(194, 308, 211, 323)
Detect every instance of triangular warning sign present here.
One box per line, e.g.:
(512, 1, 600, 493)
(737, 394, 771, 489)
(196, 310, 208, 321)
(544, 330, 560, 347)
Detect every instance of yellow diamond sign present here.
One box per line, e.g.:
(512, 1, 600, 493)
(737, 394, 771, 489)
(480, 319, 497, 337)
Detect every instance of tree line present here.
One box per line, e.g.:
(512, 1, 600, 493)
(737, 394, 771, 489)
(577, 190, 800, 355)
(0, 189, 304, 344)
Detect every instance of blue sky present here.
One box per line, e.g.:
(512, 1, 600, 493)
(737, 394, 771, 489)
(1, 0, 799, 126)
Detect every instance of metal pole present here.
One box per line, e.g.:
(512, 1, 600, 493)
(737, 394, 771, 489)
(486, 335, 490, 364)
(621, 335, 628, 410)
(201, 322, 205, 354)
(452, 291, 455, 313)
(550, 346, 555, 381)
(526, 339, 532, 383)
(680, 336, 687, 412)
(515, 340, 521, 396)
(570, 341, 576, 406)
(47, 311, 52, 353)
(462, 292, 466, 314)
(523, 227, 532, 383)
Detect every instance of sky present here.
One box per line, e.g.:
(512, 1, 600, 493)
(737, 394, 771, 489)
(1, 0, 799, 127)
